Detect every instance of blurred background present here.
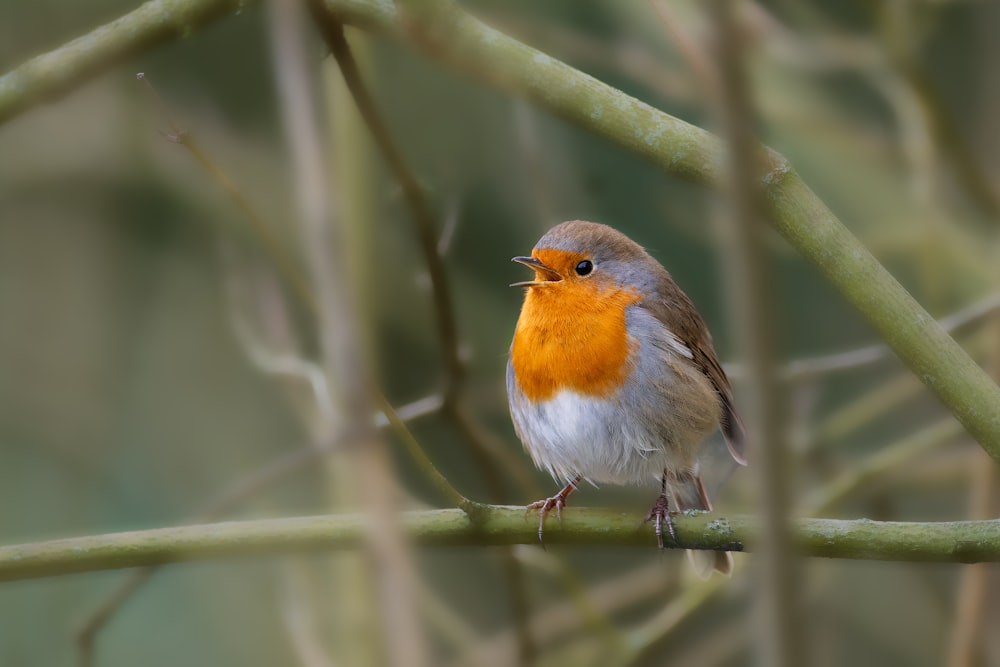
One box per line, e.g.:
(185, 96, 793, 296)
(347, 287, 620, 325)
(1, 0, 999, 665)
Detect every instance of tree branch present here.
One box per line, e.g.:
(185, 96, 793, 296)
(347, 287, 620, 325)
(1, 510, 998, 583)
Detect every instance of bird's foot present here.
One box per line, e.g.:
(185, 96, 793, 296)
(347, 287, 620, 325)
(644, 492, 677, 550)
(526, 477, 581, 546)
(526, 494, 569, 545)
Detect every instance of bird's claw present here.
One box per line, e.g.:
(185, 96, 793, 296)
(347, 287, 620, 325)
(527, 494, 567, 545)
(644, 493, 677, 550)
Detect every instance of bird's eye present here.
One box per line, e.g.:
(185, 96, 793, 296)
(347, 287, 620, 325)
(574, 260, 594, 276)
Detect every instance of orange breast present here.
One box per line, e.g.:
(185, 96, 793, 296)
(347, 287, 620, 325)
(511, 283, 640, 402)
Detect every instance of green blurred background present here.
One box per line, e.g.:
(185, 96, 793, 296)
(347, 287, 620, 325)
(1, 1, 999, 665)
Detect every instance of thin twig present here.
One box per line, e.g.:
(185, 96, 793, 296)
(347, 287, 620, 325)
(804, 418, 966, 515)
(789, 286, 1000, 375)
(722, 291, 1000, 382)
(814, 372, 923, 447)
(452, 557, 665, 667)
(75, 568, 156, 667)
(618, 574, 731, 667)
(437, 197, 462, 257)
(516, 547, 626, 650)
(377, 395, 471, 510)
(304, 4, 463, 397)
(649, 0, 718, 96)
(137, 73, 315, 308)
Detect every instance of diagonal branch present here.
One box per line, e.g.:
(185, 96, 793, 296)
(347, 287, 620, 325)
(305, 6, 464, 395)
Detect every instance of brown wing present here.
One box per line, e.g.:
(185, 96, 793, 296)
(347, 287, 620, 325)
(645, 270, 747, 466)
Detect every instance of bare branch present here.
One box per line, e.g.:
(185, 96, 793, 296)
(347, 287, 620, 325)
(3, 510, 1000, 584)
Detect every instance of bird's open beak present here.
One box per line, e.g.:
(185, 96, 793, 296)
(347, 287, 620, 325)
(510, 256, 562, 287)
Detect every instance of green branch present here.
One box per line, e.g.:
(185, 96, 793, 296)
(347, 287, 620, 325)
(1, 509, 998, 582)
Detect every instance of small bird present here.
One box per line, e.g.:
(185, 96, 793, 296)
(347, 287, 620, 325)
(507, 220, 746, 577)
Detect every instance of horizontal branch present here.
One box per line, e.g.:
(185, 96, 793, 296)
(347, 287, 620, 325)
(1, 508, 998, 582)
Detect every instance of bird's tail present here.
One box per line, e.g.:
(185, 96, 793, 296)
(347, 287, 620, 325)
(670, 472, 734, 579)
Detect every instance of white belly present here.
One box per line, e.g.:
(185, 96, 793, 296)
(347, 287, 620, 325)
(509, 388, 680, 486)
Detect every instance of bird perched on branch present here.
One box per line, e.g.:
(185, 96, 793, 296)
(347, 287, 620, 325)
(507, 220, 746, 577)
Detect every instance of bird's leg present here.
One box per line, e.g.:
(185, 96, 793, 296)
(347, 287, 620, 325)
(527, 475, 582, 544)
(644, 472, 677, 549)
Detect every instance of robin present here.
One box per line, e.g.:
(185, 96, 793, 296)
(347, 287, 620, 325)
(507, 220, 746, 577)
